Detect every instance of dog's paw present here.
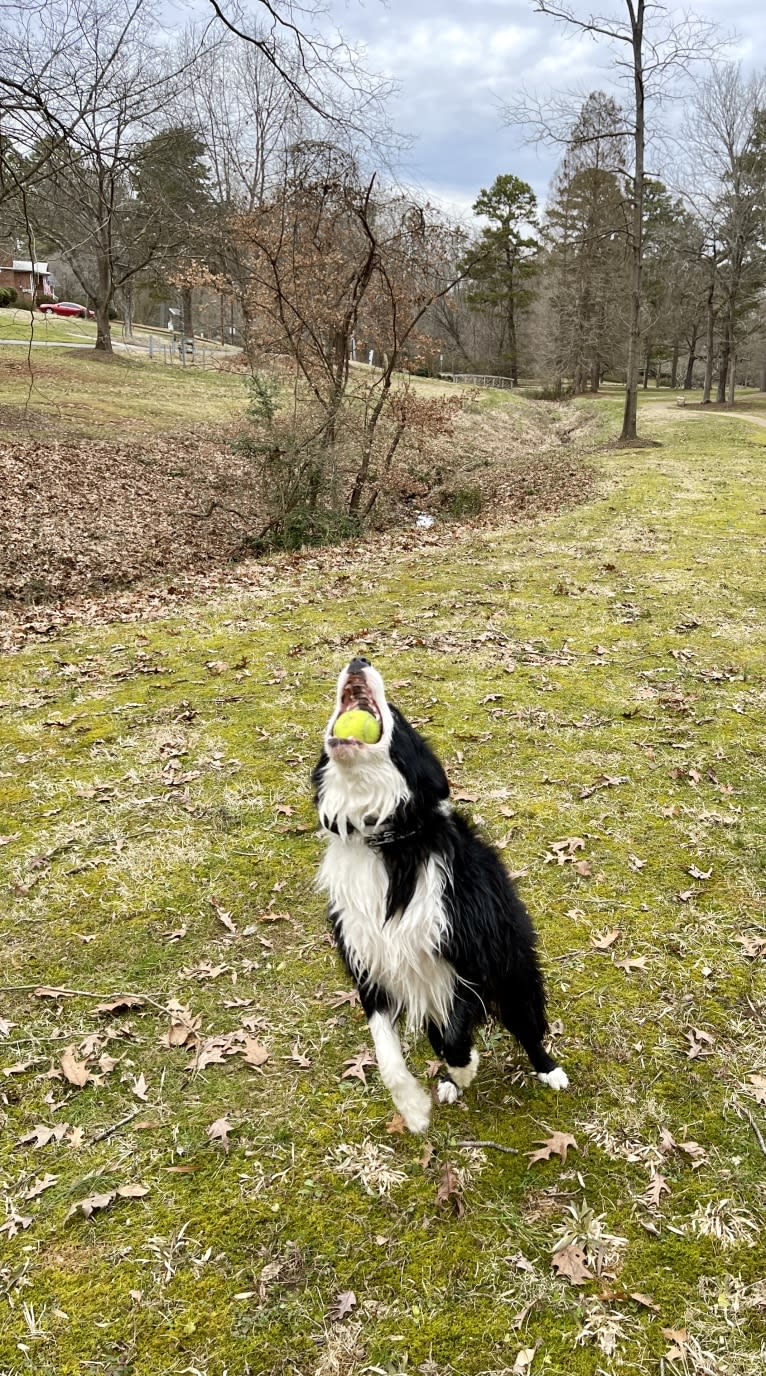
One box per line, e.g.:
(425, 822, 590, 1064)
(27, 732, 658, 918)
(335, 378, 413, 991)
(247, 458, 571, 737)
(396, 1083, 432, 1134)
(448, 1048, 479, 1089)
(538, 1066, 569, 1091)
(437, 1078, 460, 1105)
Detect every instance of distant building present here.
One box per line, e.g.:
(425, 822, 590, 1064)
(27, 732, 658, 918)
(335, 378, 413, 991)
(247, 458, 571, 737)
(0, 259, 55, 305)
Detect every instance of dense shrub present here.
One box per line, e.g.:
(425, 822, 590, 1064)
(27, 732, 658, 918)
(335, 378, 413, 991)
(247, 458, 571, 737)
(0, 287, 18, 307)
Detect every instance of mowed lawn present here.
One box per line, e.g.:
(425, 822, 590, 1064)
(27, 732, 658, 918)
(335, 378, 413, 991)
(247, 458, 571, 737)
(0, 396, 765, 1375)
(0, 341, 249, 439)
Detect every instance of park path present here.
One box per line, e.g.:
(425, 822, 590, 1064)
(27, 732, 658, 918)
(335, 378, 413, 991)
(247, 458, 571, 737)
(650, 400, 766, 429)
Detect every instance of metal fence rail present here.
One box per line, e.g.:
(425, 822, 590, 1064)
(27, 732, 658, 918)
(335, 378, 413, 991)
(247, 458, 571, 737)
(439, 373, 515, 390)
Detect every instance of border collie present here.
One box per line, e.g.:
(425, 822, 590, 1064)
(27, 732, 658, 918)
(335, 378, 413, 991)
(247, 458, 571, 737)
(312, 657, 569, 1134)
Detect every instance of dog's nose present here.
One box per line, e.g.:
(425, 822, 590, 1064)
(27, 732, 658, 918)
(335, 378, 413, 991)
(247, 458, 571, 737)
(347, 657, 371, 673)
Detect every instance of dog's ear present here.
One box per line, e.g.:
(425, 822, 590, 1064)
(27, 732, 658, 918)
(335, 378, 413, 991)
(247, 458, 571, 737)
(389, 707, 449, 807)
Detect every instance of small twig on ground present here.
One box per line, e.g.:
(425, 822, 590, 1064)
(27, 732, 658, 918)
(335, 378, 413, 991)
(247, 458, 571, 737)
(0, 985, 197, 1033)
(91, 1108, 143, 1144)
(189, 499, 250, 523)
(454, 1139, 519, 1155)
(733, 1098, 766, 1156)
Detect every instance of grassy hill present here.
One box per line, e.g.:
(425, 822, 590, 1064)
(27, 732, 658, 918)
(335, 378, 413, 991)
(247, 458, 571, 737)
(0, 381, 764, 1373)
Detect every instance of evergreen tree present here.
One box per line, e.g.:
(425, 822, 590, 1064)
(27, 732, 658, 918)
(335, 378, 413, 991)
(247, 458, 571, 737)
(543, 93, 628, 394)
(461, 174, 538, 383)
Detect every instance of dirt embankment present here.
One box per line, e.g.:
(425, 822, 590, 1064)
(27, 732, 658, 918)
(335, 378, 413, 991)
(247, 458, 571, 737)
(0, 397, 597, 646)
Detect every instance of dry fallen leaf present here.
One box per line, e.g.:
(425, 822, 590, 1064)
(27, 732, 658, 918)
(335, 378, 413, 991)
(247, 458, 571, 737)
(18, 1122, 70, 1148)
(211, 897, 237, 935)
(0, 1211, 33, 1237)
(330, 1290, 357, 1322)
(207, 1116, 233, 1151)
(527, 1132, 578, 1166)
(95, 994, 145, 1015)
(590, 928, 620, 951)
(746, 1074, 766, 1105)
(23, 1173, 58, 1200)
(551, 1243, 592, 1286)
(436, 1161, 465, 1217)
(161, 1000, 200, 1048)
(60, 1047, 91, 1088)
(288, 1043, 311, 1069)
(386, 1113, 407, 1135)
(132, 1072, 150, 1101)
(614, 955, 648, 973)
(116, 1183, 150, 1200)
(644, 1170, 671, 1209)
(341, 1048, 375, 1085)
(67, 1183, 149, 1220)
(734, 934, 766, 959)
(327, 989, 361, 1009)
(240, 1037, 269, 1070)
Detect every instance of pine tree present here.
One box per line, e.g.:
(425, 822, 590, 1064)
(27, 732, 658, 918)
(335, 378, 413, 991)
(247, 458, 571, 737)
(461, 174, 538, 384)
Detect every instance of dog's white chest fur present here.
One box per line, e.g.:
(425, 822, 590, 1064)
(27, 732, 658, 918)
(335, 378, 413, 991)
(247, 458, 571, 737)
(318, 836, 456, 1030)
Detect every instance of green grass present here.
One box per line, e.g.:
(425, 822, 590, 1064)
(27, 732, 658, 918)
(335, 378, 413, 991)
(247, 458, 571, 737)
(0, 397, 765, 1374)
(0, 345, 250, 438)
(0, 308, 230, 349)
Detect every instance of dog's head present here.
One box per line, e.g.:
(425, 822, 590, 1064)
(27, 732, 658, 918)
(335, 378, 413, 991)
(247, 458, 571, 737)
(312, 657, 449, 837)
(324, 657, 391, 760)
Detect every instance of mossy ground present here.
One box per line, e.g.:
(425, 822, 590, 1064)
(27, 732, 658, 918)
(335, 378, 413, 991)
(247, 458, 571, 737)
(0, 394, 765, 1375)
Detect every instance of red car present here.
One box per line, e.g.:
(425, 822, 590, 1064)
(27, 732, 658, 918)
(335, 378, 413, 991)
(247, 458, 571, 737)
(39, 301, 95, 319)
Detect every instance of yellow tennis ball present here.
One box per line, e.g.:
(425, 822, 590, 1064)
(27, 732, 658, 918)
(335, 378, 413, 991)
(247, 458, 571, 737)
(333, 709, 381, 743)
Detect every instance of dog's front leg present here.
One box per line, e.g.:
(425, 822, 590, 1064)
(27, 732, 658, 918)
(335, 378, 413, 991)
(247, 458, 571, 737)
(368, 1010, 432, 1134)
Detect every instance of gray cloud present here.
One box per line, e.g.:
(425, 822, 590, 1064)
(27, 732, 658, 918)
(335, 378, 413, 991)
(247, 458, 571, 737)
(326, 0, 766, 213)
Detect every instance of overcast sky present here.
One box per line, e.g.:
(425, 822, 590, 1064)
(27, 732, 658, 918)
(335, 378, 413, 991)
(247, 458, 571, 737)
(319, 0, 762, 217)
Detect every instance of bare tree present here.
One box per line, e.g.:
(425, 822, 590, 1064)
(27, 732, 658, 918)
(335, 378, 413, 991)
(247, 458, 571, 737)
(204, 0, 394, 138)
(219, 151, 473, 539)
(0, 0, 209, 350)
(685, 65, 766, 406)
(508, 1, 721, 442)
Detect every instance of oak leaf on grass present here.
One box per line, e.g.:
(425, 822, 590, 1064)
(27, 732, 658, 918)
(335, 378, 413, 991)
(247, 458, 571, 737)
(61, 1047, 91, 1088)
(207, 1116, 234, 1151)
(340, 1048, 375, 1085)
(330, 1290, 357, 1322)
(436, 1161, 465, 1217)
(551, 1243, 592, 1285)
(527, 1132, 578, 1166)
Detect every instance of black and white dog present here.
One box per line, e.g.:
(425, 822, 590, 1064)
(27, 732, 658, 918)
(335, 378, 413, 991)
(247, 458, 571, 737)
(312, 657, 568, 1133)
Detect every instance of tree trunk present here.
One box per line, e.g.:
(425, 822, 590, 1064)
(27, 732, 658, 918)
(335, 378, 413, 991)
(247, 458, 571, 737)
(727, 349, 736, 407)
(716, 326, 729, 404)
(683, 325, 698, 389)
(94, 250, 113, 353)
(507, 300, 518, 385)
(702, 285, 716, 404)
(619, 0, 645, 443)
(181, 287, 194, 340)
(643, 351, 650, 389)
(670, 339, 679, 389)
(122, 283, 133, 341)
